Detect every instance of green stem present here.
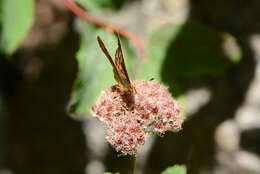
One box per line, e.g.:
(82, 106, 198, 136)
(129, 155, 137, 174)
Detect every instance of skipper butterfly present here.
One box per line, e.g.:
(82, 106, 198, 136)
(97, 35, 134, 95)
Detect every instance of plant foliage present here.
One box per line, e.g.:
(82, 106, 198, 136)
(161, 165, 186, 174)
(0, 0, 34, 54)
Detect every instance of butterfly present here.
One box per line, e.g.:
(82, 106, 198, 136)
(97, 35, 134, 95)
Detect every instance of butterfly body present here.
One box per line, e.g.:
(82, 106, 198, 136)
(97, 35, 134, 95)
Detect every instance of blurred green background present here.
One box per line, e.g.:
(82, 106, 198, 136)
(1, 0, 260, 174)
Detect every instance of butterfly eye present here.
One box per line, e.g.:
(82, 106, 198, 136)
(123, 79, 130, 84)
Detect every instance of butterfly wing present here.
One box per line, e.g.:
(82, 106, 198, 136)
(114, 35, 133, 93)
(97, 36, 124, 84)
(97, 36, 132, 94)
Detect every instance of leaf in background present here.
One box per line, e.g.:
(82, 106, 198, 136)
(137, 21, 241, 96)
(102, 172, 120, 174)
(0, 0, 3, 24)
(222, 32, 241, 63)
(76, 0, 125, 11)
(136, 23, 184, 98)
(69, 22, 133, 115)
(138, 22, 238, 79)
(136, 24, 182, 81)
(161, 165, 186, 174)
(0, 0, 34, 54)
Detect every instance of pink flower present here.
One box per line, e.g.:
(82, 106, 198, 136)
(91, 80, 182, 155)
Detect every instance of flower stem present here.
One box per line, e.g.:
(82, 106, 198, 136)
(130, 155, 137, 174)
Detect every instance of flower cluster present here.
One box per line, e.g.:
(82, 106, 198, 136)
(91, 80, 182, 155)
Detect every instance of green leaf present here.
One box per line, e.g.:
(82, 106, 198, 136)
(137, 21, 241, 97)
(69, 22, 133, 115)
(102, 172, 120, 174)
(138, 22, 235, 79)
(136, 24, 182, 81)
(161, 165, 186, 174)
(0, 0, 3, 24)
(0, 0, 34, 54)
(222, 32, 241, 63)
(76, 0, 124, 11)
